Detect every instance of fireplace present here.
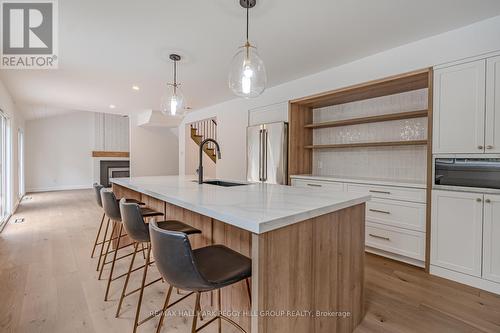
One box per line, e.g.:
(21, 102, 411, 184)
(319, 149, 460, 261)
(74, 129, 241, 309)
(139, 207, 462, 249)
(100, 160, 130, 187)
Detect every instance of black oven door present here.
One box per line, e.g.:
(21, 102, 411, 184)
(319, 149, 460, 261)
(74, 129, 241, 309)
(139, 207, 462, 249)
(435, 158, 500, 190)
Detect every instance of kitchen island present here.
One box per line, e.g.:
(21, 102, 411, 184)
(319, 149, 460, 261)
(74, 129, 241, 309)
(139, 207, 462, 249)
(111, 176, 370, 333)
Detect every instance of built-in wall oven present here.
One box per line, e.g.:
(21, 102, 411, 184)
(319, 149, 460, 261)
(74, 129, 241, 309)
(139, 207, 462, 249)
(433, 155, 500, 192)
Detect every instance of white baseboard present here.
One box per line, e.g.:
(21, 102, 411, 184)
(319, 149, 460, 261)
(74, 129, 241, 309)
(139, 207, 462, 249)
(27, 184, 92, 193)
(430, 265, 500, 295)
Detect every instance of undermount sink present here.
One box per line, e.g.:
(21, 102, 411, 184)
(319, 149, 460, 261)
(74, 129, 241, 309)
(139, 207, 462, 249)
(196, 180, 249, 187)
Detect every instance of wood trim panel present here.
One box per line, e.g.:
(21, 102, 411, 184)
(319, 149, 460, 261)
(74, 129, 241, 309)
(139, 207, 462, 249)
(256, 204, 365, 333)
(288, 102, 313, 182)
(290, 69, 429, 108)
(304, 110, 428, 129)
(425, 68, 434, 273)
(304, 140, 428, 150)
(92, 151, 130, 158)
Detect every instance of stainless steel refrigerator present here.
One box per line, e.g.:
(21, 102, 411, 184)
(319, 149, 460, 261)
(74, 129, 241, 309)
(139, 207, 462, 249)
(247, 122, 288, 184)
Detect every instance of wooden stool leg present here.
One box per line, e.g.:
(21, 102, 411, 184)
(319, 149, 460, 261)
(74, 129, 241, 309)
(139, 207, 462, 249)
(156, 286, 173, 333)
(91, 213, 106, 258)
(191, 292, 201, 333)
(96, 218, 111, 271)
(116, 242, 139, 317)
(217, 289, 222, 333)
(99, 220, 115, 278)
(133, 244, 152, 333)
(104, 223, 123, 301)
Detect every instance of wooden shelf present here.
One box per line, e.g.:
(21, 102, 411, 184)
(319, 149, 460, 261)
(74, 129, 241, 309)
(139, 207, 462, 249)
(304, 110, 428, 129)
(290, 68, 430, 109)
(304, 140, 428, 149)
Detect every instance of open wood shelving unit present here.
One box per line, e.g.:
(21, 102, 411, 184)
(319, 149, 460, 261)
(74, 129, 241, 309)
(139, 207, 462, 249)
(288, 67, 434, 272)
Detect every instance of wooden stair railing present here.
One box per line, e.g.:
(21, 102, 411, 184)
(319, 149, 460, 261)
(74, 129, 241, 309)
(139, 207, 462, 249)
(190, 119, 217, 163)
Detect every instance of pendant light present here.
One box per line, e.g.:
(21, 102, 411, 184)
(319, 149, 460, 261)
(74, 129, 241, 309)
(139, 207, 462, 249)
(161, 54, 185, 116)
(228, 0, 267, 98)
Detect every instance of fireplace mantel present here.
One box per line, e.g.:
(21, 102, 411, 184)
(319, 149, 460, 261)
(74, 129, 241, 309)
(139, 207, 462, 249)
(92, 151, 129, 158)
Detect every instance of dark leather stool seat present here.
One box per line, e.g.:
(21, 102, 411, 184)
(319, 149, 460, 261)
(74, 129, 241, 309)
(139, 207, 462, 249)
(140, 207, 164, 218)
(193, 245, 251, 290)
(117, 198, 145, 205)
(157, 220, 201, 235)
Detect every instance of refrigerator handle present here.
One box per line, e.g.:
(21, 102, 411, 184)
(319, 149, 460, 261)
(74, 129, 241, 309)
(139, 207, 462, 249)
(259, 129, 263, 181)
(263, 129, 268, 181)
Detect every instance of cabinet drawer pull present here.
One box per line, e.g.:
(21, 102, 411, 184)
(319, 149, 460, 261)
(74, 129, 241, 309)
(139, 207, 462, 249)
(369, 209, 391, 215)
(476, 198, 482, 202)
(485, 199, 491, 203)
(486, 145, 494, 149)
(307, 183, 322, 187)
(478, 145, 484, 150)
(369, 190, 391, 195)
(369, 233, 390, 241)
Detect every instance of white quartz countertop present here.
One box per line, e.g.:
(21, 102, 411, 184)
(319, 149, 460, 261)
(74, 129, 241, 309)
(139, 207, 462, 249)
(111, 176, 370, 234)
(290, 174, 426, 189)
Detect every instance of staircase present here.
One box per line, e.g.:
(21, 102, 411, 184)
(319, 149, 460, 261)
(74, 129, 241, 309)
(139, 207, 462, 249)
(190, 118, 218, 163)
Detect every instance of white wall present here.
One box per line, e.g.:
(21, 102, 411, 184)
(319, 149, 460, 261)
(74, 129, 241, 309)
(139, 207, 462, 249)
(179, 15, 500, 181)
(0, 79, 25, 212)
(129, 115, 179, 177)
(26, 111, 94, 192)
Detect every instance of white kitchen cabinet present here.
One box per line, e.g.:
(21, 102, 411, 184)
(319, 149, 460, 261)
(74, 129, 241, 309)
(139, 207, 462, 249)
(431, 190, 483, 277)
(485, 56, 500, 153)
(483, 194, 500, 283)
(433, 59, 486, 154)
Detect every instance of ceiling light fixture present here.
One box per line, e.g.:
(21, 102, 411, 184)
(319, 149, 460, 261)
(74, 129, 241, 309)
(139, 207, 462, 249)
(132, 85, 140, 91)
(161, 54, 185, 117)
(228, 0, 267, 98)
(109, 104, 116, 109)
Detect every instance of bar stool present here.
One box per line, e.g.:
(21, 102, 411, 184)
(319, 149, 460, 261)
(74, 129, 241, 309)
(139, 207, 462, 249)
(100, 189, 164, 301)
(91, 183, 146, 271)
(150, 221, 252, 333)
(91, 183, 106, 260)
(117, 199, 202, 333)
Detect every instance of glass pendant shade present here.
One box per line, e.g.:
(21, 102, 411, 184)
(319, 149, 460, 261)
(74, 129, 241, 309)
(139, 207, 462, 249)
(160, 86, 185, 116)
(228, 44, 267, 98)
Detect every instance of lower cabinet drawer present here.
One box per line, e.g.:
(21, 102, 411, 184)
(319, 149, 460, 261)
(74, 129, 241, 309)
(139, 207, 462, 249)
(366, 223, 425, 260)
(366, 199, 426, 232)
(291, 179, 345, 192)
(347, 183, 426, 203)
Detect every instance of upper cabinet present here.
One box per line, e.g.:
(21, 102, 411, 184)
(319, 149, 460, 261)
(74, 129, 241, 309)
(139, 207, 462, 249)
(433, 54, 500, 154)
(485, 56, 500, 153)
(433, 59, 486, 154)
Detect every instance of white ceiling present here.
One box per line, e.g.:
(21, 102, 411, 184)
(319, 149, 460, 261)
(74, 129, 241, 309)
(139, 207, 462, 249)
(2, 0, 500, 120)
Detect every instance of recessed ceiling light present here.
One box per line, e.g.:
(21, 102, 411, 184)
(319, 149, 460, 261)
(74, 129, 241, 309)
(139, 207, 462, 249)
(132, 85, 140, 91)
(109, 104, 116, 109)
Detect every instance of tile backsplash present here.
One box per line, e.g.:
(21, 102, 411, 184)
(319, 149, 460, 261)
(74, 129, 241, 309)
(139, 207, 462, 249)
(311, 88, 428, 183)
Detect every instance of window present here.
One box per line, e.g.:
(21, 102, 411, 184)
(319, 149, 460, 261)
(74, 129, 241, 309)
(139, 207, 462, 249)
(0, 111, 10, 224)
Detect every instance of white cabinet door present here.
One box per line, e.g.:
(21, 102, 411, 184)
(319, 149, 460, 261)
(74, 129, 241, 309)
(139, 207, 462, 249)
(483, 194, 500, 283)
(433, 60, 486, 154)
(431, 190, 483, 277)
(485, 56, 500, 153)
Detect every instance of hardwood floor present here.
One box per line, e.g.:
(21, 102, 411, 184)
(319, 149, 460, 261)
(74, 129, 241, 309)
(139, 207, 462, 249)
(1, 189, 499, 333)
